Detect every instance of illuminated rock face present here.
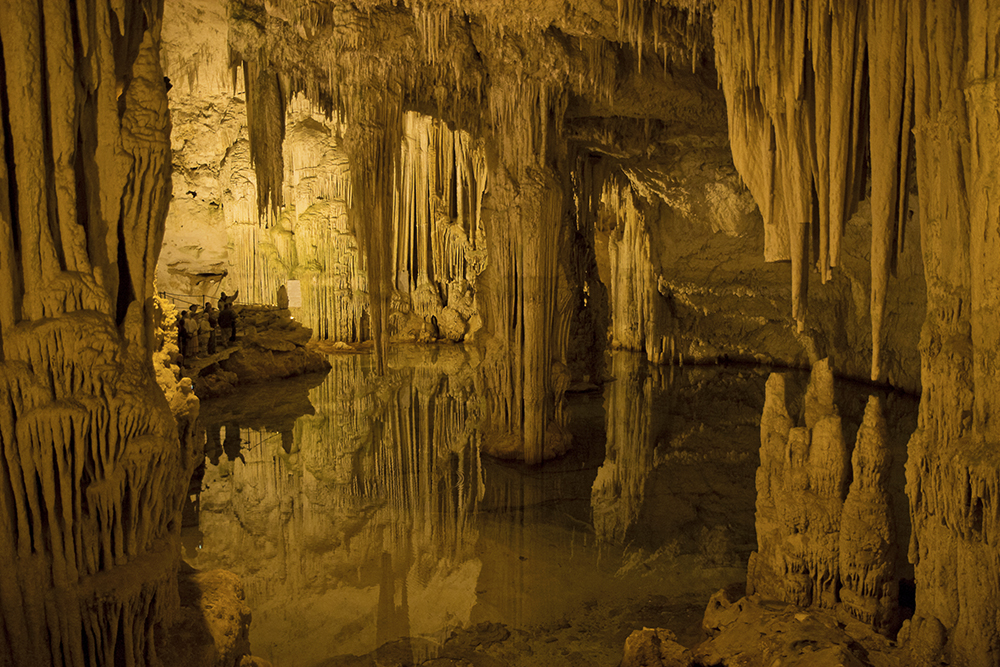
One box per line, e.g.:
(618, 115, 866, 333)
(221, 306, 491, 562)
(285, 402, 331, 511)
(7, 0, 1000, 664)
(0, 1, 195, 665)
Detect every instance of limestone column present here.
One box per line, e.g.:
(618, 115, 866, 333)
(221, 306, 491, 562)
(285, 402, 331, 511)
(0, 1, 193, 665)
(342, 87, 404, 375)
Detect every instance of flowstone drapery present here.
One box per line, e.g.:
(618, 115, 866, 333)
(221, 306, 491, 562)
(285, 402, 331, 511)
(0, 1, 194, 665)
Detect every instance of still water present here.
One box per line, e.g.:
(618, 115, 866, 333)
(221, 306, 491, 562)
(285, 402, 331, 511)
(182, 348, 915, 667)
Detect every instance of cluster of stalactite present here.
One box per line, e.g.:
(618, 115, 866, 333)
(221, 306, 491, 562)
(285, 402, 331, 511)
(0, 1, 193, 665)
(218, 102, 489, 345)
(220, 107, 372, 342)
(393, 113, 488, 313)
(615, 0, 714, 72)
(713, 0, 870, 346)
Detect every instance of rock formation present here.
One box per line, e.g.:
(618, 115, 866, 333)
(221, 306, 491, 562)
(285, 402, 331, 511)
(0, 1, 197, 664)
(6, 0, 1000, 663)
(749, 361, 850, 609)
(839, 395, 899, 636)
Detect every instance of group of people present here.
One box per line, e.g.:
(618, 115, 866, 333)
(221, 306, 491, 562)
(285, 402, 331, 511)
(176, 291, 239, 365)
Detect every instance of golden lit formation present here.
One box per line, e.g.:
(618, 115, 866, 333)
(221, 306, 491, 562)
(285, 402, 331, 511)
(0, 0, 997, 665)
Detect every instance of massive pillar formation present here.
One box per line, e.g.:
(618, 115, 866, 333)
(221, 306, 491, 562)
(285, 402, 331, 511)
(476, 158, 571, 464)
(0, 1, 192, 665)
(471, 73, 575, 463)
(902, 3, 1000, 665)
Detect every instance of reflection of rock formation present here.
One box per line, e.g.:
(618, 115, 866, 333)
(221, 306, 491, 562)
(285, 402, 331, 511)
(592, 353, 672, 542)
(189, 352, 484, 665)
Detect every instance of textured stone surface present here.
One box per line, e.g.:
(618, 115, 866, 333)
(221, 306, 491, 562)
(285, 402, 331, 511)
(9, 0, 1000, 664)
(748, 361, 850, 609)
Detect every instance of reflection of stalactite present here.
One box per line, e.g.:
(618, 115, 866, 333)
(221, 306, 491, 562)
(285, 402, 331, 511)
(193, 354, 484, 660)
(377, 361, 483, 559)
(592, 353, 672, 542)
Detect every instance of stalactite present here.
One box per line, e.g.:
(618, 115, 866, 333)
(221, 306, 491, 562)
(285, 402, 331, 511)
(243, 60, 287, 224)
(599, 170, 676, 365)
(344, 89, 404, 374)
(714, 0, 869, 333)
(868, 0, 913, 382)
(476, 156, 570, 463)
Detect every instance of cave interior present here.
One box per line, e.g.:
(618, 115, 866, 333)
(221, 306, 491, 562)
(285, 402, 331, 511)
(0, 0, 998, 665)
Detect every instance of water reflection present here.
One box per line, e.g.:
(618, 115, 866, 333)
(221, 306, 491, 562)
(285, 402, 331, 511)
(184, 350, 917, 666)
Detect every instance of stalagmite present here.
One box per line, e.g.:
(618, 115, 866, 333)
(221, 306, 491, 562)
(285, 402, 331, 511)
(839, 396, 899, 636)
(747, 360, 849, 609)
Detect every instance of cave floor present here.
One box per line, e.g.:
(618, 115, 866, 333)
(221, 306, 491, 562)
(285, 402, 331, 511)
(181, 347, 916, 667)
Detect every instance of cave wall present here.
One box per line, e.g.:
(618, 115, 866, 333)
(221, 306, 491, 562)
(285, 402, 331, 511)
(0, 0, 195, 664)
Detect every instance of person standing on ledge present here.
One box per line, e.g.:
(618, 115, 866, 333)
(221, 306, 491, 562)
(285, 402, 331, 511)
(183, 305, 200, 359)
(204, 302, 219, 354)
(218, 301, 237, 345)
(219, 289, 240, 309)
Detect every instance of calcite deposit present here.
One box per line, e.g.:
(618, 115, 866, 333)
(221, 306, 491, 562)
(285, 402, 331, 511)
(0, 1, 195, 664)
(6, 0, 1000, 665)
